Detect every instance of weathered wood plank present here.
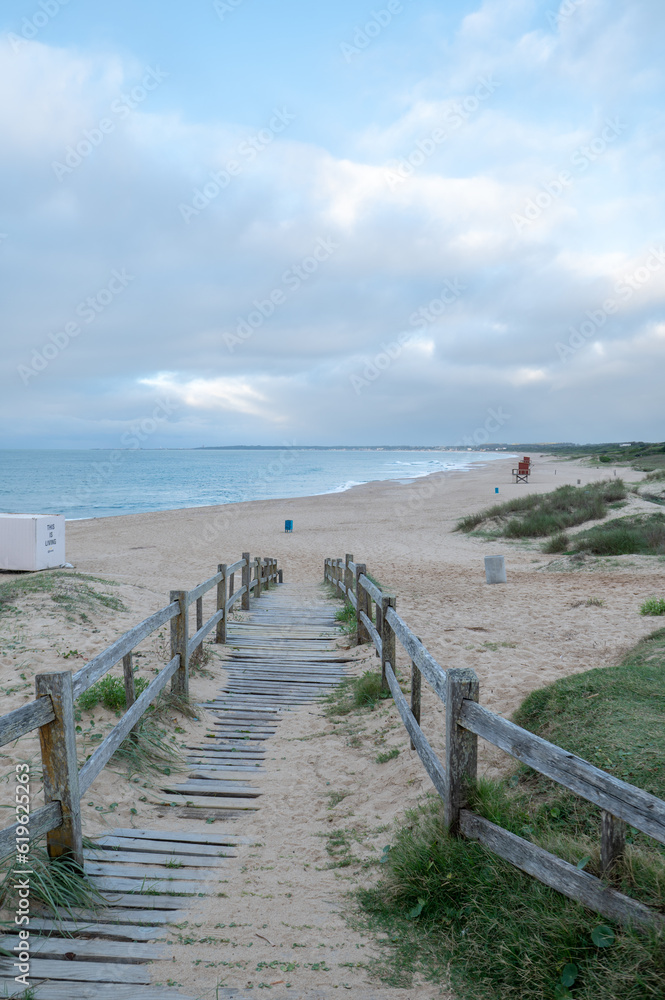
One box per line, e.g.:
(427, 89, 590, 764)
(0, 801, 61, 863)
(0, 957, 152, 984)
(459, 700, 665, 846)
(358, 573, 383, 604)
(188, 570, 224, 605)
(0, 696, 55, 748)
(86, 876, 206, 895)
(83, 848, 227, 867)
(444, 669, 478, 834)
(83, 861, 219, 880)
(384, 662, 447, 800)
(36, 671, 83, 867)
(601, 811, 627, 876)
(0, 985, 202, 1000)
(78, 655, 180, 794)
(26, 918, 170, 940)
(385, 606, 447, 703)
(0, 935, 164, 962)
(95, 836, 237, 856)
(152, 794, 260, 811)
(72, 602, 179, 698)
(187, 608, 223, 656)
(460, 810, 665, 930)
(110, 827, 254, 846)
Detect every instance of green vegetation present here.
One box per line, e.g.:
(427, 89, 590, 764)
(0, 571, 125, 622)
(78, 673, 149, 711)
(335, 600, 357, 634)
(0, 845, 105, 922)
(562, 512, 665, 557)
(640, 597, 665, 617)
(356, 629, 665, 998)
(540, 441, 665, 473)
(323, 670, 390, 717)
(456, 480, 626, 538)
(111, 716, 185, 777)
(376, 747, 400, 764)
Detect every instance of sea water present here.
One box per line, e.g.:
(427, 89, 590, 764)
(0, 449, 510, 521)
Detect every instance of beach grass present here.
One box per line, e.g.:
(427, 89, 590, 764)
(0, 570, 126, 622)
(323, 670, 391, 717)
(455, 480, 626, 538)
(356, 627, 665, 999)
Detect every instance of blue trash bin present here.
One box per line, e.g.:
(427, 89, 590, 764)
(285, 520, 293, 533)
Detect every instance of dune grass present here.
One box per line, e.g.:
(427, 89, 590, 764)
(0, 570, 125, 622)
(356, 628, 665, 999)
(563, 512, 665, 557)
(456, 480, 626, 538)
(0, 845, 106, 922)
(323, 670, 390, 717)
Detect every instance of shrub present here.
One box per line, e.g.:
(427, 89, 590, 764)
(640, 597, 665, 616)
(542, 532, 569, 554)
(78, 674, 149, 711)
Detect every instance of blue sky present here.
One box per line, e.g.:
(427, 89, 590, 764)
(1, 0, 664, 447)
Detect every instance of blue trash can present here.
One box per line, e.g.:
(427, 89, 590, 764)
(285, 520, 293, 533)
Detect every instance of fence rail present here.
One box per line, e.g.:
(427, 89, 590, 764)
(0, 553, 281, 868)
(325, 554, 665, 931)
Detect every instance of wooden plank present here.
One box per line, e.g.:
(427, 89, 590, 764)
(83, 861, 219, 880)
(188, 569, 223, 604)
(0, 985, 201, 1000)
(385, 606, 447, 703)
(0, 957, 152, 984)
(0, 801, 61, 863)
(384, 663, 447, 800)
(459, 700, 665, 846)
(57, 905, 187, 922)
(84, 848, 227, 867)
(187, 608, 223, 656)
(0, 696, 55, 748)
(460, 810, 665, 930)
(72, 602, 179, 698)
(444, 669, 478, 834)
(86, 876, 206, 895)
(153, 794, 260, 811)
(26, 918, 170, 941)
(95, 835, 237, 856)
(0, 935, 164, 962)
(78, 655, 180, 794)
(36, 671, 83, 867)
(358, 573, 383, 604)
(92, 893, 188, 909)
(359, 611, 381, 654)
(161, 780, 261, 798)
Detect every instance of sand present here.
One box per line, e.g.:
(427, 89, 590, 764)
(1, 454, 664, 999)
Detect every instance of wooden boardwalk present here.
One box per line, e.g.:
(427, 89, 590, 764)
(1, 583, 347, 1000)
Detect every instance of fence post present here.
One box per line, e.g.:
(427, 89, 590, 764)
(344, 554, 354, 595)
(444, 668, 479, 835)
(278, 568, 283, 584)
(380, 595, 396, 693)
(254, 557, 262, 598)
(242, 552, 251, 610)
(216, 563, 228, 643)
(35, 671, 84, 869)
(196, 596, 203, 633)
(410, 660, 421, 751)
(355, 563, 369, 645)
(229, 568, 235, 599)
(122, 652, 140, 734)
(170, 590, 189, 698)
(601, 811, 626, 876)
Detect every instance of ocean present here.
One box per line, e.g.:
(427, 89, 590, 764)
(0, 449, 511, 521)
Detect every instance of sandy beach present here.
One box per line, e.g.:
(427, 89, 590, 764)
(2, 454, 664, 999)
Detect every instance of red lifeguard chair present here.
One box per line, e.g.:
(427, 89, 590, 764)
(513, 456, 531, 483)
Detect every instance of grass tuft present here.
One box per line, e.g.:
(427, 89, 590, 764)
(0, 571, 125, 620)
(111, 715, 186, 777)
(323, 670, 390, 717)
(640, 597, 665, 616)
(0, 845, 105, 922)
(78, 673, 149, 711)
(456, 480, 626, 539)
(335, 600, 357, 634)
(570, 512, 665, 556)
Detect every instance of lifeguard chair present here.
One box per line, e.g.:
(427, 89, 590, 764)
(512, 456, 531, 483)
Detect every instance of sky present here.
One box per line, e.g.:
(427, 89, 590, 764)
(1, 0, 664, 449)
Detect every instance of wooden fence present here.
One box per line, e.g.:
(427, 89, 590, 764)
(0, 554, 281, 870)
(324, 554, 665, 931)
